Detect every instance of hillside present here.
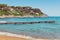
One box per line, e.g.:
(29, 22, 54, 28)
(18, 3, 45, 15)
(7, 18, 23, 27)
(0, 4, 47, 17)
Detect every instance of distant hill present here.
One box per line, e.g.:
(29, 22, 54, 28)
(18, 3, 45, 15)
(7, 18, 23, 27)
(0, 4, 47, 17)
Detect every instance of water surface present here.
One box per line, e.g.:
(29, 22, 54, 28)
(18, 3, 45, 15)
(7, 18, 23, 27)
(0, 17, 60, 39)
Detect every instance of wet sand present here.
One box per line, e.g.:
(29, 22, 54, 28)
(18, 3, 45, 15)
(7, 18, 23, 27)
(0, 35, 26, 40)
(0, 35, 50, 40)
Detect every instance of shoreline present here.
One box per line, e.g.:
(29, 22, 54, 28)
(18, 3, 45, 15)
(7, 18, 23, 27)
(0, 31, 49, 40)
(0, 35, 49, 40)
(0, 31, 41, 40)
(0, 15, 47, 18)
(0, 35, 26, 40)
(0, 31, 59, 40)
(0, 31, 48, 40)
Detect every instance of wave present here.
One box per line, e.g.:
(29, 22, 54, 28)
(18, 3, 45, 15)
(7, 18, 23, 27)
(0, 21, 7, 22)
(0, 31, 41, 40)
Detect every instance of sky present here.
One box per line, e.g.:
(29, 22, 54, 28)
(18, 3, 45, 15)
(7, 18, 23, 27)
(0, 0, 60, 16)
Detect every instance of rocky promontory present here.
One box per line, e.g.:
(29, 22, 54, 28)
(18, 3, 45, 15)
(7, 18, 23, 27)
(0, 4, 47, 18)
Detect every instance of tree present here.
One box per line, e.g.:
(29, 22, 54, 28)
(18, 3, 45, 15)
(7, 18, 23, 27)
(0, 4, 7, 7)
(10, 6, 15, 8)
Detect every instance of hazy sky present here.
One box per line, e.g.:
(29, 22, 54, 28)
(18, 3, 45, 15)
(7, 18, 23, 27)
(0, 0, 60, 16)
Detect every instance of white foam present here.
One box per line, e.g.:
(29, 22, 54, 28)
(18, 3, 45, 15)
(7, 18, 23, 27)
(0, 31, 41, 40)
(0, 21, 7, 23)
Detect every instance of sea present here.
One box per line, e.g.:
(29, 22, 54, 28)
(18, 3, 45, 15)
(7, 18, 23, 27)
(0, 17, 60, 39)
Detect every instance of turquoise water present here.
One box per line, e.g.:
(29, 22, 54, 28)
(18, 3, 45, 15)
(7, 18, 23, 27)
(0, 17, 60, 38)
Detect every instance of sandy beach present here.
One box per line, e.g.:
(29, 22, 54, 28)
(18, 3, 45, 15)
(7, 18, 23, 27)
(0, 32, 48, 40)
(0, 35, 50, 40)
(0, 35, 59, 40)
(0, 35, 26, 40)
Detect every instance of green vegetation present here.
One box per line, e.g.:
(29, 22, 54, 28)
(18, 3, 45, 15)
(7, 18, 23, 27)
(0, 4, 46, 17)
(0, 4, 7, 7)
